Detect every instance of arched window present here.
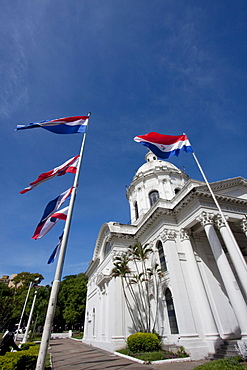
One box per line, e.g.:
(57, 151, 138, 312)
(149, 190, 159, 207)
(174, 188, 180, 195)
(157, 241, 167, 272)
(104, 242, 112, 257)
(134, 201, 139, 220)
(165, 289, 179, 334)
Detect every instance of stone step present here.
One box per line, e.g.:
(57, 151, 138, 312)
(207, 339, 240, 360)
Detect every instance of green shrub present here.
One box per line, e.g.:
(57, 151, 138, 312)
(20, 342, 37, 351)
(176, 346, 189, 358)
(0, 343, 39, 369)
(127, 332, 161, 352)
(194, 356, 243, 370)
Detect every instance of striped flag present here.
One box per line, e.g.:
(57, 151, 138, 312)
(134, 132, 193, 159)
(16, 115, 89, 135)
(32, 206, 69, 240)
(20, 156, 79, 194)
(47, 233, 63, 264)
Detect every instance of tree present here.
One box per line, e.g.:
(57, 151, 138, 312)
(112, 243, 163, 333)
(9, 272, 44, 328)
(0, 271, 88, 335)
(12, 272, 44, 289)
(0, 282, 14, 331)
(55, 273, 88, 330)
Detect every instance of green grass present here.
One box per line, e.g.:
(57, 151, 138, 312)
(117, 348, 188, 362)
(194, 357, 246, 370)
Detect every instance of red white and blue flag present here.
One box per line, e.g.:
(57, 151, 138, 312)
(16, 115, 89, 135)
(32, 188, 72, 240)
(134, 132, 193, 159)
(20, 156, 79, 194)
(47, 233, 63, 264)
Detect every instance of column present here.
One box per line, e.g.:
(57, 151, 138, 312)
(214, 214, 247, 298)
(180, 229, 220, 348)
(198, 211, 247, 339)
(161, 229, 198, 338)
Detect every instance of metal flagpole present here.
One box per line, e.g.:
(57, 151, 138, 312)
(22, 289, 38, 344)
(190, 146, 247, 295)
(15, 281, 32, 341)
(15, 277, 41, 341)
(35, 113, 91, 370)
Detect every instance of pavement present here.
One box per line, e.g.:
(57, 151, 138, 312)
(49, 338, 209, 369)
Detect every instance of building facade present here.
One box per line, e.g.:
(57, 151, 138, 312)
(83, 152, 247, 359)
(0, 274, 18, 287)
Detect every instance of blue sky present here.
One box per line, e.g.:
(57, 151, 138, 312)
(0, 1, 246, 286)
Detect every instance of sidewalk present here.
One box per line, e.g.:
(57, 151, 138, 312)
(49, 338, 208, 369)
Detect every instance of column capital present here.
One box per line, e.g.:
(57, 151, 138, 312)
(179, 229, 191, 241)
(214, 214, 228, 229)
(161, 229, 177, 242)
(240, 218, 247, 237)
(197, 211, 214, 227)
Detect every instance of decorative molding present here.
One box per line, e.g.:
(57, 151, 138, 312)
(214, 214, 228, 229)
(108, 232, 134, 241)
(197, 211, 214, 227)
(179, 229, 191, 241)
(240, 218, 247, 237)
(161, 229, 177, 241)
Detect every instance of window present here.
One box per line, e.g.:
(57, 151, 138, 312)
(157, 241, 167, 272)
(149, 190, 159, 207)
(104, 242, 112, 257)
(92, 307, 96, 336)
(134, 201, 139, 220)
(165, 289, 179, 334)
(174, 188, 180, 195)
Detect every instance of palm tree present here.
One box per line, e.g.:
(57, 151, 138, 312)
(128, 244, 153, 331)
(112, 243, 163, 333)
(111, 253, 142, 332)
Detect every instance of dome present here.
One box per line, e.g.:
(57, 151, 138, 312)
(127, 151, 190, 224)
(134, 151, 181, 180)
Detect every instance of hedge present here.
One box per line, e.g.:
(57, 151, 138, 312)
(0, 344, 39, 369)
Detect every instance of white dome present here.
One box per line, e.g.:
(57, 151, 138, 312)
(127, 151, 190, 224)
(134, 151, 181, 179)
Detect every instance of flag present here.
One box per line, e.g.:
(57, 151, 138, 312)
(32, 187, 72, 239)
(47, 233, 63, 264)
(134, 132, 193, 159)
(20, 155, 79, 194)
(16, 115, 89, 134)
(66, 156, 79, 174)
(32, 206, 69, 240)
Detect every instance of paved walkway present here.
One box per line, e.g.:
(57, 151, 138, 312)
(49, 338, 208, 369)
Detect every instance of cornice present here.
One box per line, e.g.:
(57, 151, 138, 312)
(135, 207, 174, 238)
(86, 257, 100, 277)
(173, 186, 247, 215)
(198, 177, 247, 192)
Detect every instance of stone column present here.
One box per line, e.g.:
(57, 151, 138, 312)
(180, 229, 220, 350)
(161, 229, 198, 338)
(214, 214, 247, 298)
(198, 211, 247, 339)
(240, 218, 247, 237)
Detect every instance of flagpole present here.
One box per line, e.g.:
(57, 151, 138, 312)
(35, 113, 91, 370)
(189, 144, 247, 295)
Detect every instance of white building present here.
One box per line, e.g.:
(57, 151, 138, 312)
(83, 152, 247, 359)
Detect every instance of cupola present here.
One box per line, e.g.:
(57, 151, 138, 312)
(126, 151, 190, 223)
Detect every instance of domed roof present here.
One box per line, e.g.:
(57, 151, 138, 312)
(134, 151, 180, 179)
